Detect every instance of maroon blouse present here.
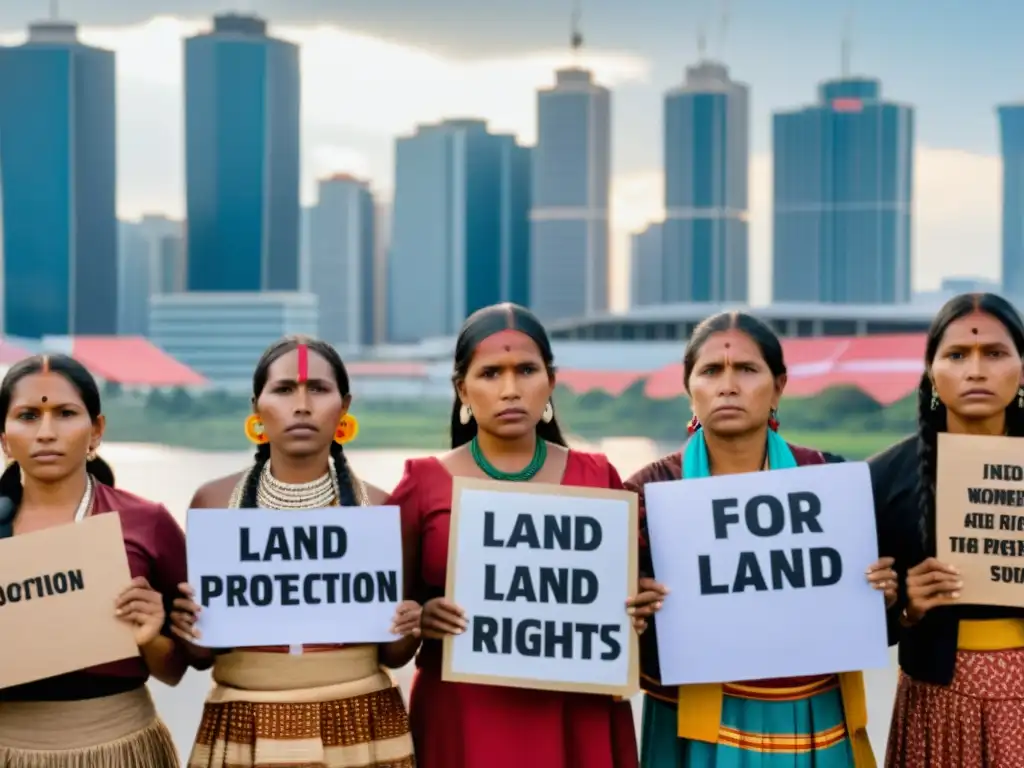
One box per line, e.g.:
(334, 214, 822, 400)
(1, 482, 189, 701)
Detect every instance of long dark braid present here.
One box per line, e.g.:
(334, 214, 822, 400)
(916, 292, 1024, 551)
(329, 441, 359, 507)
(915, 372, 942, 552)
(241, 335, 362, 509)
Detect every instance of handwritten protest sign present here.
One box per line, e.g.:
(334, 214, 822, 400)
(644, 462, 888, 685)
(187, 507, 402, 647)
(936, 433, 1024, 607)
(0, 513, 137, 689)
(443, 477, 638, 697)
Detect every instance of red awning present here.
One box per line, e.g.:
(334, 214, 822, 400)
(556, 369, 646, 396)
(68, 337, 206, 387)
(644, 333, 926, 404)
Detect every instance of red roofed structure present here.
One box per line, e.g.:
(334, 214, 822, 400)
(64, 337, 207, 387)
(643, 333, 926, 404)
(0, 339, 35, 364)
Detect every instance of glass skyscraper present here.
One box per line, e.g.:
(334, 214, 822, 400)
(0, 21, 118, 337)
(999, 104, 1024, 300)
(530, 68, 611, 323)
(663, 61, 749, 303)
(388, 119, 530, 343)
(308, 175, 377, 349)
(773, 77, 913, 304)
(184, 13, 300, 292)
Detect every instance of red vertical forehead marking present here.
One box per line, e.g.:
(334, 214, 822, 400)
(296, 343, 309, 383)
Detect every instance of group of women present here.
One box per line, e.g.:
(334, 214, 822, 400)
(0, 291, 1019, 768)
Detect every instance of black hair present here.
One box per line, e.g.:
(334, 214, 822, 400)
(917, 292, 1024, 550)
(0, 354, 115, 510)
(450, 302, 567, 449)
(238, 336, 360, 509)
(683, 311, 788, 391)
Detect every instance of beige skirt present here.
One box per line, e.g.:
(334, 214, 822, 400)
(0, 686, 178, 768)
(188, 646, 414, 768)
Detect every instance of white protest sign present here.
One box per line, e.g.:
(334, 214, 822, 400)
(443, 477, 639, 697)
(186, 506, 402, 648)
(644, 462, 888, 685)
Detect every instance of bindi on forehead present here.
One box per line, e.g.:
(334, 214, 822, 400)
(476, 330, 536, 357)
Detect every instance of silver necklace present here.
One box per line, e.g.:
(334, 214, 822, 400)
(73, 475, 95, 522)
(256, 460, 338, 510)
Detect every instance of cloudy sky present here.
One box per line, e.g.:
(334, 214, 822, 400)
(2, 0, 1021, 307)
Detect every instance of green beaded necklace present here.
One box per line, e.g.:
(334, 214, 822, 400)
(470, 435, 547, 482)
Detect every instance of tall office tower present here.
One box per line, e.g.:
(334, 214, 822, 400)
(999, 104, 1024, 300)
(631, 222, 664, 307)
(663, 60, 749, 303)
(0, 21, 117, 337)
(773, 77, 914, 304)
(388, 119, 531, 343)
(308, 175, 376, 350)
(116, 215, 183, 336)
(530, 66, 611, 322)
(185, 13, 300, 292)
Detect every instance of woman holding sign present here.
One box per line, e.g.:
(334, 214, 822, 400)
(0, 354, 186, 767)
(389, 303, 639, 768)
(624, 312, 897, 768)
(871, 292, 1024, 767)
(169, 337, 420, 768)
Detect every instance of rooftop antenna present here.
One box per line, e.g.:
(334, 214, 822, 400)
(570, 0, 583, 59)
(841, 6, 855, 77)
(717, 0, 731, 59)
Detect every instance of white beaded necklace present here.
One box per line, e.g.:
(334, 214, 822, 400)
(256, 460, 337, 510)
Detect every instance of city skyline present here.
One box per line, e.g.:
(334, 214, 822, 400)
(0, 7, 1014, 309)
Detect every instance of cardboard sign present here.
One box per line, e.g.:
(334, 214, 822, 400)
(936, 432, 1024, 607)
(644, 462, 889, 685)
(187, 506, 403, 647)
(442, 477, 639, 698)
(0, 513, 137, 689)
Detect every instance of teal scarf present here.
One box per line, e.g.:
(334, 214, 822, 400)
(682, 427, 797, 478)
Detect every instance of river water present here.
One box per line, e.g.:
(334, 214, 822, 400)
(96, 439, 899, 760)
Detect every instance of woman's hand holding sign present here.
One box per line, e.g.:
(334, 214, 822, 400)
(391, 600, 423, 637)
(170, 582, 202, 642)
(420, 597, 467, 638)
(903, 558, 961, 625)
(115, 576, 167, 647)
(627, 578, 669, 635)
(865, 557, 899, 609)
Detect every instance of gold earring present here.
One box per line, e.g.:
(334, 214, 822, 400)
(1018, 387, 1023, 409)
(459, 404, 473, 425)
(542, 401, 554, 423)
(930, 388, 939, 410)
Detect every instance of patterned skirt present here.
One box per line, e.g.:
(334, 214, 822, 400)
(886, 647, 1024, 767)
(0, 686, 178, 768)
(642, 679, 855, 767)
(187, 647, 415, 768)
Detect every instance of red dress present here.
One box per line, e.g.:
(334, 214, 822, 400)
(388, 450, 639, 768)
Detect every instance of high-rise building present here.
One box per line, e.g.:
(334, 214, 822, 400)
(999, 104, 1024, 300)
(773, 77, 913, 304)
(308, 175, 376, 350)
(388, 119, 531, 342)
(0, 21, 117, 337)
(184, 13, 300, 292)
(663, 61, 749, 303)
(530, 67, 611, 322)
(116, 215, 183, 336)
(631, 222, 663, 308)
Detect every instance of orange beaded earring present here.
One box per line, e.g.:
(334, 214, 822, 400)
(244, 414, 268, 444)
(334, 414, 360, 444)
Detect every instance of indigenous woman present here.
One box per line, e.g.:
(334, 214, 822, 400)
(871, 293, 1024, 767)
(0, 354, 185, 767)
(624, 312, 896, 768)
(170, 337, 419, 768)
(389, 302, 639, 768)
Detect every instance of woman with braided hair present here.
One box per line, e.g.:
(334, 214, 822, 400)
(170, 336, 419, 768)
(870, 292, 1024, 767)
